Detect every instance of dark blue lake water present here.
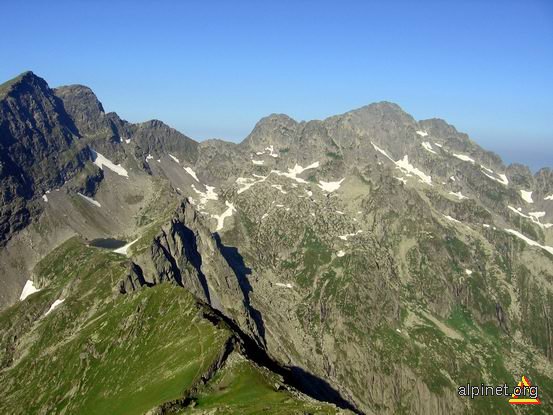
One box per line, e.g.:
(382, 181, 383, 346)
(88, 238, 127, 249)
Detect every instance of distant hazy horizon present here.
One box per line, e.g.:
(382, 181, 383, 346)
(1, 0, 551, 170)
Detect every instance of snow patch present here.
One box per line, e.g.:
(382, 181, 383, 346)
(450, 176, 456, 182)
(338, 230, 362, 241)
(20, 280, 40, 301)
(318, 178, 344, 192)
(191, 184, 218, 208)
(444, 215, 461, 224)
(113, 238, 140, 256)
(42, 194, 48, 202)
(421, 142, 436, 154)
(520, 190, 533, 203)
(272, 161, 319, 184)
(498, 174, 509, 185)
(275, 282, 293, 288)
(271, 184, 287, 194)
(236, 178, 257, 194)
(416, 130, 428, 137)
(212, 201, 236, 231)
(371, 143, 432, 185)
(371, 142, 394, 162)
(336, 250, 346, 257)
(168, 154, 180, 164)
(545, 194, 553, 201)
(504, 229, 553, 255)
(281, 161, 319, 183)
(91, 150, 129, 178)
(125, 138, 131, 144)
(449, 191, 468, 200)
(236, 162, 319, 193)
(183, 167, 199, 182)
(395, 155, 432, 185)
(453, 153, 475, 164)
(306, 190, 313, 197)
(236, 174, 268, 194)
(395, 177, 407, 184)
(465, 269, 473, 275)
(146, 154, 154, 161)
(508, 206, 552, 229)
(45, 299, 65, 316)
(252, 159, 265, 165)
(265, 145, 279, 158)
(481, 170, 509, 186)
(483, 224, 491, 228)
(434, 142, 443, 148)
(78, 193, 101, 207)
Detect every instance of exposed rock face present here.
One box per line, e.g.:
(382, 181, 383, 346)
(196, 139, 249, 183)
(131, 119, 199, 165)
(54, 84, 116, 137)
(506, 163, 534, 188)
(0, 72, 89, 246)
(129, 200, 265, 346)
(536, 168, 553, 197)
(118, 263, 152, 294)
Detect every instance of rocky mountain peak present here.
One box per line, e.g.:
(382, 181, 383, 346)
(339, 101, 416, 125)
(131, 119, 199, 164)
(53, 84, 115, 138)
(242, 113, 299, 149)
(0, 72, 88, 247)
(0, 71, 50, 99)
(506, 162, 534, 187)
(351, 101, 408, 116)
(140, 119, 167, 129)
(258, 113, 298, 126)
(54, 85, 105, 116)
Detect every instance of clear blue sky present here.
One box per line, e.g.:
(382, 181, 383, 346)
(1, 0, 552, 169)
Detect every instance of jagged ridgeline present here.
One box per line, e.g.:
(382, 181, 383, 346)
(0, 71, 552, 414)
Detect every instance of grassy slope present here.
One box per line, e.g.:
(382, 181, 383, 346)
(0, 238, 231, 414)
(0, 72, 26, 98)
(182, 353, 341, 415)
(0, 238, 343, 415)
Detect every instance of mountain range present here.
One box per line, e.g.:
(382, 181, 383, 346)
(1, 71, 552, 414)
